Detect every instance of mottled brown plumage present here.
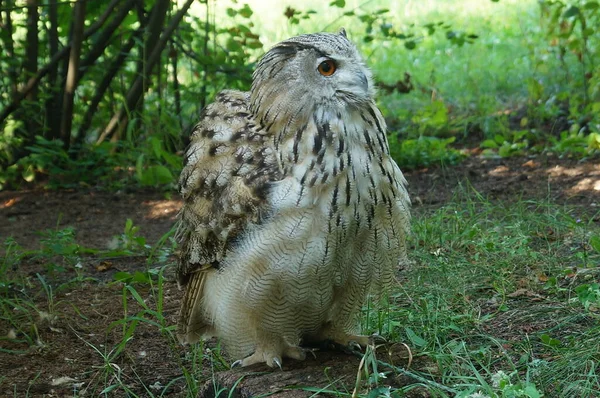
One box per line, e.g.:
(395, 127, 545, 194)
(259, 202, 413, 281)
(175, 30, 410, 368)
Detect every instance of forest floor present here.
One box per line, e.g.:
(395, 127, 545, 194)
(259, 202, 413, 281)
(1, 154, 599, 397)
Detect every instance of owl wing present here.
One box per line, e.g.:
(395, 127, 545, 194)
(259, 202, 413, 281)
(175, 90, 281, 341)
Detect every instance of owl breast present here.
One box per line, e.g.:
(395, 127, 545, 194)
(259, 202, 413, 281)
(203, 105, 409, 346)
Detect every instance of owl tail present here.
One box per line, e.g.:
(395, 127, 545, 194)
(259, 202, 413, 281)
(177, 269, 214, 344)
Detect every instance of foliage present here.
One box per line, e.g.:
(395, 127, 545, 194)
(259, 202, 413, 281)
(1, 0, 600, 189)
(389, 134, 466, 169)
(110, 219, 151, 255)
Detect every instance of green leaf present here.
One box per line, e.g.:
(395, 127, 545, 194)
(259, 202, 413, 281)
(482, 139, 498, 149)
(404, 327, 427, 347)
(584, 1, 599, 10)
(590, 236, 600, 253)
(135, 154, 144, 182)
(247, 40, 263, 49)
(114, 271, 133, 282)
(494, 134, 506, 144)
(563, 6, 580, 18)
(404, 40, 416, 50)
(367, 387, 391, 398)
(125, 218, 133, 233)
(329, 0, 346, 7)
(22, 165, 35, 182)
(239, 4, 253, 18)
(540, 333, 561, 347)
(522, 385, 542, 398)
(133, 272, 151, 284)
(139, 165, 174, 186)
(226, 7, 237, 17)
(498, 143, 513, 157)
(226, 38, 243, 52)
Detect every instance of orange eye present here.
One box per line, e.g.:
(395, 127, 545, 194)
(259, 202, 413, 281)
(317, 60, 337, 76)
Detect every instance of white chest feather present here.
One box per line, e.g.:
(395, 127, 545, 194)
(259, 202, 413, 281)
(206, 106, 410, 339)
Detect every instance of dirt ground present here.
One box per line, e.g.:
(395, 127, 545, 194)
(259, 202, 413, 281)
(1, 154, 599, 397)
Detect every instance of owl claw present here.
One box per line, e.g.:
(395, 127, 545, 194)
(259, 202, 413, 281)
(348, 340, 362, 352)
(305, 347, 318, 359)
(272, 356, 283, 370)
(231, 359, 243, 368)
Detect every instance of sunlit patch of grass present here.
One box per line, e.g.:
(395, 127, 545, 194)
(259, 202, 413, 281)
(359, 186, 600, 396)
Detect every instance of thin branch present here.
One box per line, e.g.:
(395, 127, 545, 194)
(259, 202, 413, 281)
(97, 0, 195, 144)
(59, 0, 86, 149)
(75, 28, 144, 145)
(78, 0, 138, 81)
(0, 0, 122, 128)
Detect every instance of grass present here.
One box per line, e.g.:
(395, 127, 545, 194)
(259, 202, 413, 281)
(359, 188, 600, 397)
(1, 188, 599, 396)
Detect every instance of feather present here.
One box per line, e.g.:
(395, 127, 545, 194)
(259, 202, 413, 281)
(175, 32, 411, 367)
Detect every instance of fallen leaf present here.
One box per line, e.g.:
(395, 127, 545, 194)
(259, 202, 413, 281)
(507, 288, 545, 300)
(96, 261, 113, 272)
(522, 160, 539, 168)
(3, 198, 17, 208)
(51, 376, 77, 386)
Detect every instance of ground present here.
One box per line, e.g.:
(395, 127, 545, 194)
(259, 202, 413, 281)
(0, 154, 599, 397)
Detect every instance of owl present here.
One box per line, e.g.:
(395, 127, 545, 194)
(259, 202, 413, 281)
(175, 29, 410, 368)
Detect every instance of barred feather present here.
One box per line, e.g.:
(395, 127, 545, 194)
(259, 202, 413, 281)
(175, 30, 410, 363)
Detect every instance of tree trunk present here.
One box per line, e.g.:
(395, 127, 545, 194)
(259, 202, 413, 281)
(1, 0, 18, 97)
(22, 0, 40, 144)
(78, 0, 138, 82)
(170, 40, 182, 129)
(200, 0, 211, 111)
(45, 0, 60, 140)
(0, 0, 122, 135)
(131, 0, 171, 136)
(97, 0, 195, 144)
(60, 0, 87, 149)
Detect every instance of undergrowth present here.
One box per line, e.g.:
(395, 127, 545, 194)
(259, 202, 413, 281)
(2, 0, 600, 191)
(1, 188, 599, 396)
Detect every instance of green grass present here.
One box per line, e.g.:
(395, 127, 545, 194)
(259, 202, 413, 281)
(1, 190, 599, 396)
(358, 188, 600, 396)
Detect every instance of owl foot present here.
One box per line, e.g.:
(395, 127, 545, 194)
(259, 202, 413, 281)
(231, 342, 307, 369)
(318, 332, 386, 353)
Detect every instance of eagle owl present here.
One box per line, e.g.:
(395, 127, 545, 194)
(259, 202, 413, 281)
(175, 29, 410, 368)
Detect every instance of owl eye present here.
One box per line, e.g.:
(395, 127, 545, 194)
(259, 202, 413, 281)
(317, 60, 337, 76)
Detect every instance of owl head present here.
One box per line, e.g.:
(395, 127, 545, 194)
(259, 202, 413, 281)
(250, 29, 376, 126)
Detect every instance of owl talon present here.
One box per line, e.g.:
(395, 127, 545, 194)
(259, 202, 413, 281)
(305, 347, 318, 359)
(272, 356, 283, 370)
(348, 340, 362, 352)
(231, 359, 243, 368)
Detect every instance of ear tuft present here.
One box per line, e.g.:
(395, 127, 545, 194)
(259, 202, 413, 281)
(338, 28, 347, 38)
